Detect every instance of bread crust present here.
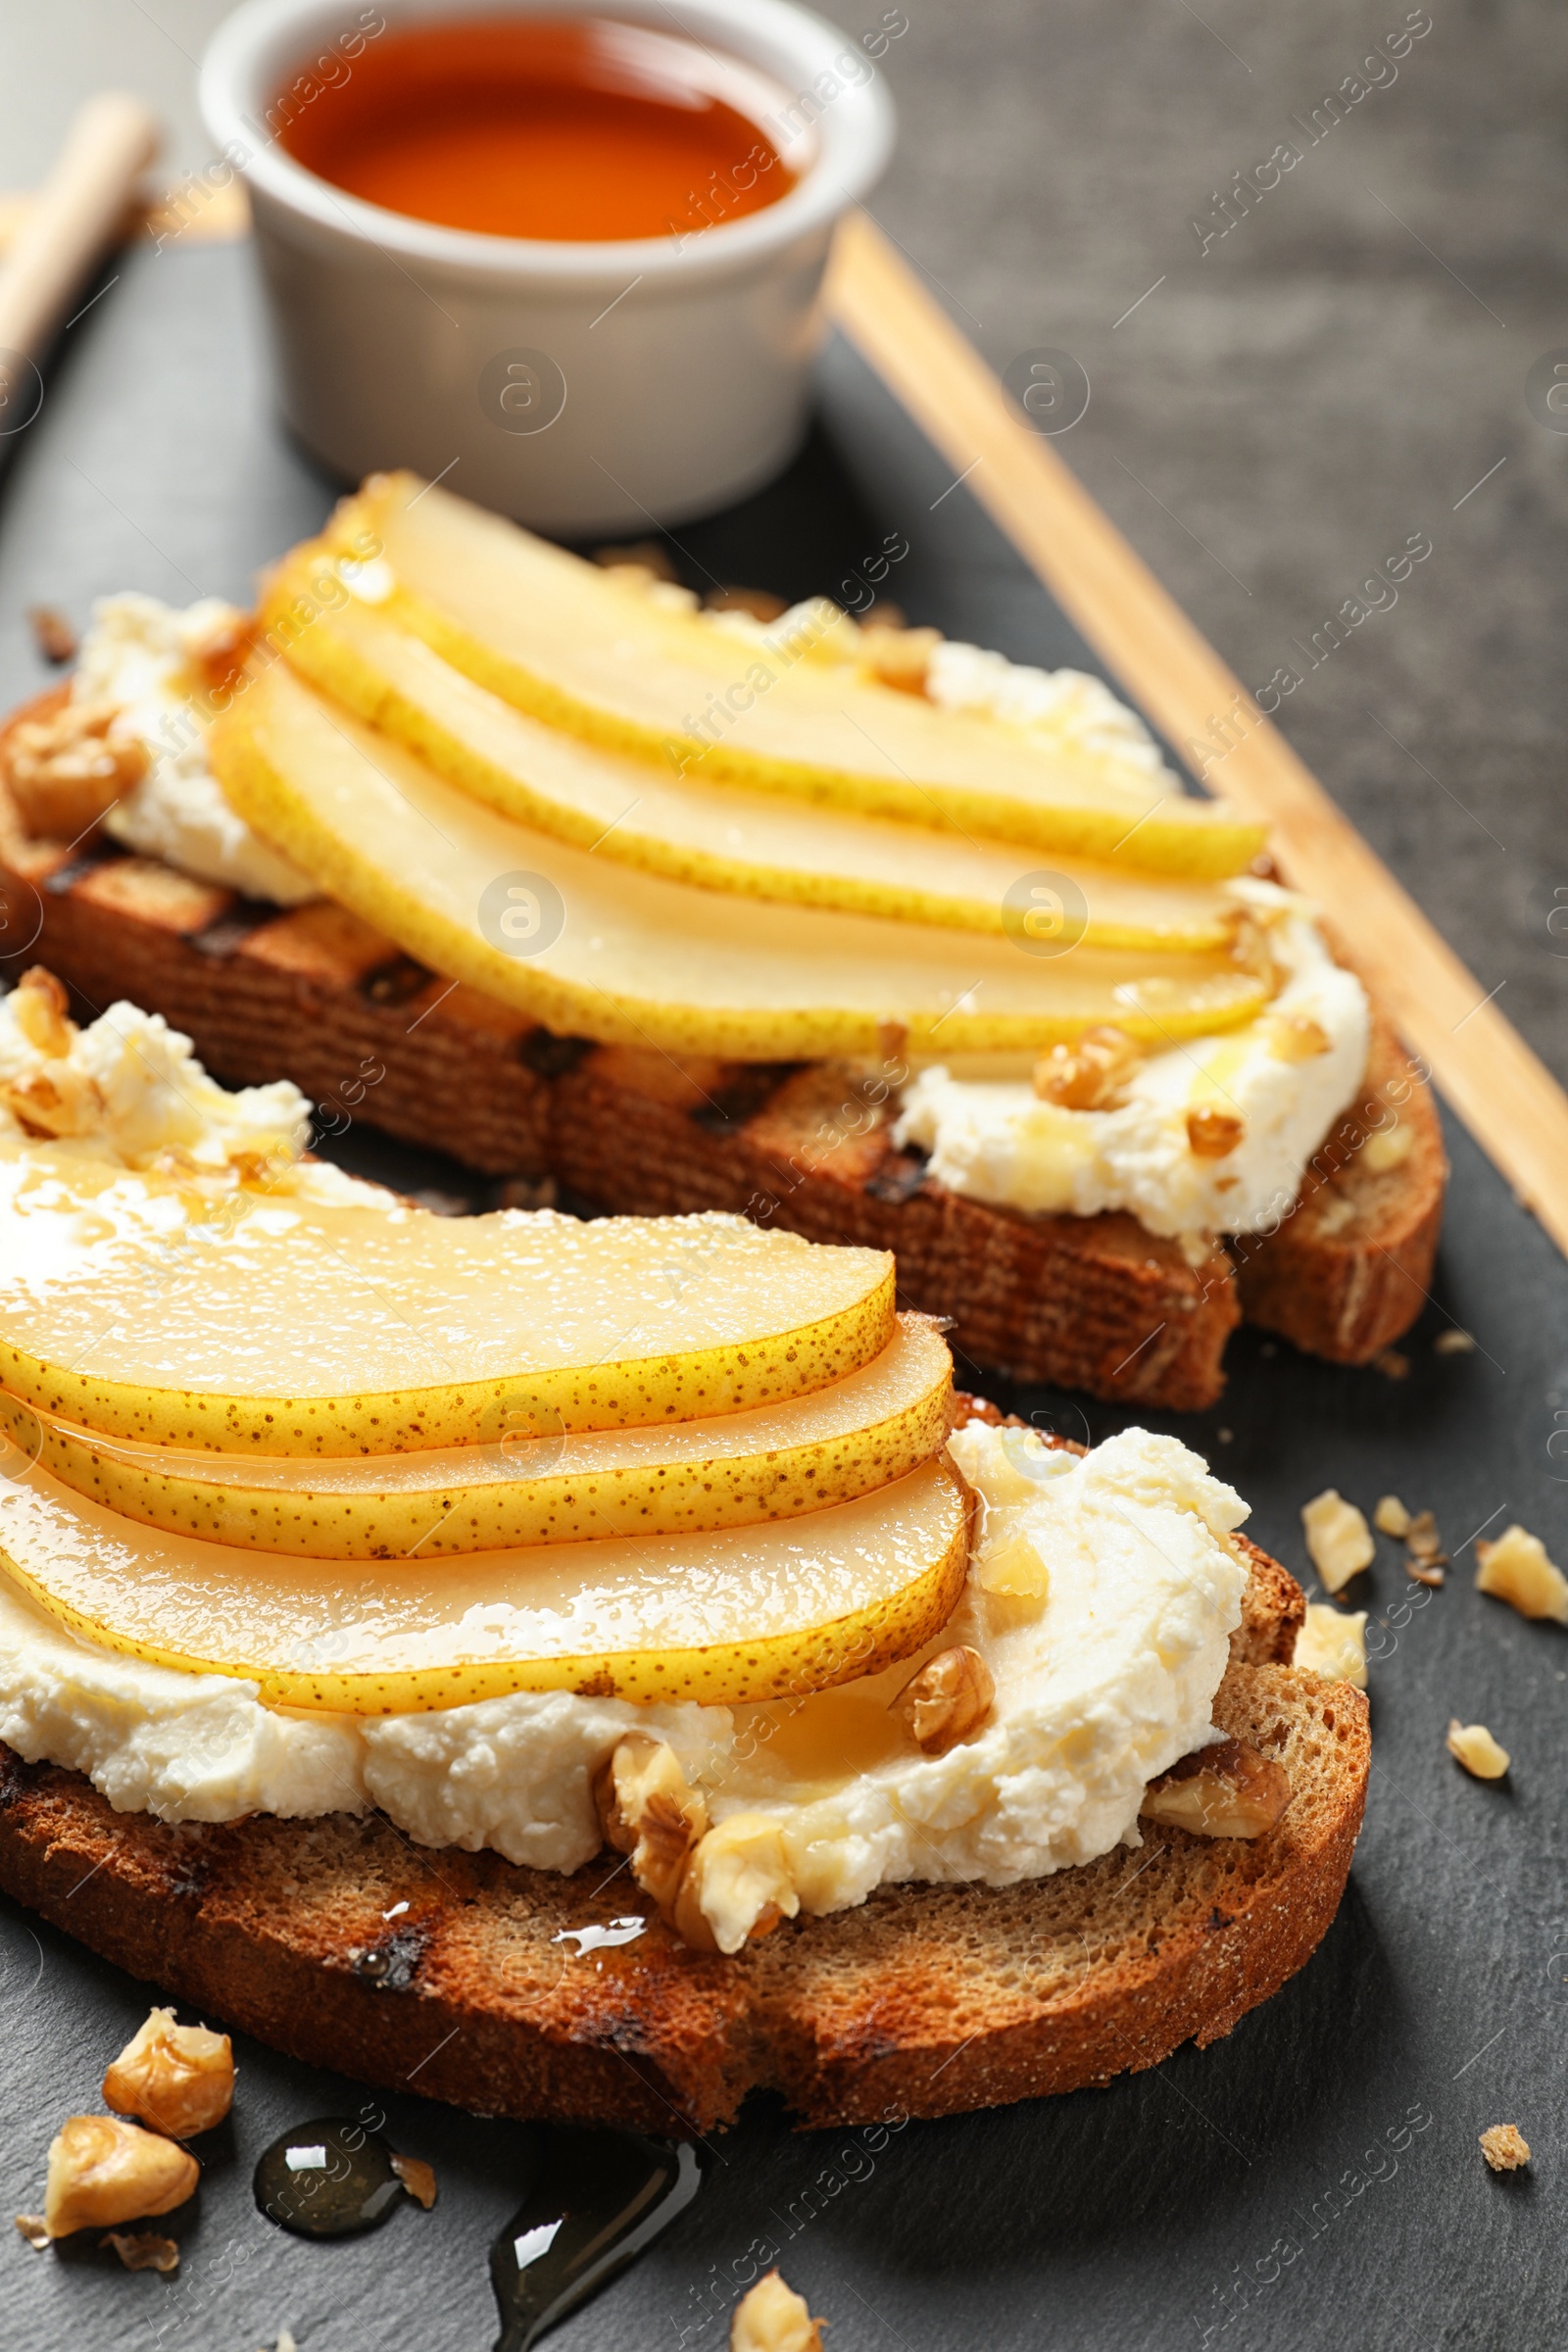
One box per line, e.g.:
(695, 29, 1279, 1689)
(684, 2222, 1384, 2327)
(0, 1644, 1363, 2133)
(0, 686, 1445, 1404)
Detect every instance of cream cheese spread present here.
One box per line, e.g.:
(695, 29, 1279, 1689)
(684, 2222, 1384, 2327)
(74, 594, 318, 906)
(0, 1422, 1248, 1923)
(895, 882, 1370, 1244)
(0, 984, 312, 1172)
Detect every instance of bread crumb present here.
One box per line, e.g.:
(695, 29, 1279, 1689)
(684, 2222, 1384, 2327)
(1435, 1328, 1476, 1355)
(1296, 1603, 1367, 1688)
(1475, 1525, 1568, 1624)
(1446, 1720, 1509, 1779)
(1301, 1491, 1374, 1592)
(731, 2270, 825, 2351)
(1374, 1494, 1411, 1539)
(1479, 2124, 1530, 2172)
(1372, 1348, 1410, 1380)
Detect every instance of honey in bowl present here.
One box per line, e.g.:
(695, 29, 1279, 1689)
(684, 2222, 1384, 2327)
(279, 14, 801, 243)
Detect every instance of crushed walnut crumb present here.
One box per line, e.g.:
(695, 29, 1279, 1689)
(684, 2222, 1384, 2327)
(26, 605, 77, 664)
(1479, 2124, 1530, 2173)
(1301, 1490, 1374, 1594)
(1446, 1720, 1510, 1780)
(1475, 1525, 1568, 1624)
(101, 2230, 180, 2272)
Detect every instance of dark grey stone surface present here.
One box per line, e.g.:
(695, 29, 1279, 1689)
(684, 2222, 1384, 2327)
(0, 225, 1564, 2352)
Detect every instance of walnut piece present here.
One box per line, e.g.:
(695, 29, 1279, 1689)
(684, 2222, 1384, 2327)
(101, 2230, 180, 2272)
(1446, 1720, 1509, 1780)
(13, 2215, 48, 2251)
(1186, 1106, 1246, 1159)
(26, 605, 77, 664)
(973, 1530, 1051, 1600)
(592, 1734, 709, 1917)
(1033, 1025, 1141, 1110)
(1374, 1494, 1411, 1539)
(1479, 2124, 1531, 2173)
(1140, 1738, 1292, 1838)
(893, 1644, 996, 1754)
(590, 538, 681, 584)
(1475, 1525, 1568, 1624)
(672, 1813, 799, 1956)
(1262, 1011, 1331, 1060)
(103, 2006, 234, 2137)
(3, 698, 146, 841)
(730, 2269, 826, 2352)
(1295, 1602, 1368, 1689)
(1300, 1490, 1374, 1592)
(1434, 1326, 1476, 1354)
(858, 622, 943, 694)
(390, 2152, 437, 2209)
(705, 585, 788, 621)
(10, 966, 74, 1058)
(1360, 1123, 1416, 1173)
(43, 2116, 198, 2238)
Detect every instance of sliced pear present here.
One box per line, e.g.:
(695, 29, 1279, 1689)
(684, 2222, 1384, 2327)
(0, 1455, 971, 1711)
(267, 559, 1236, 953)
(2, 1315, 951, 1558)
(211, 664, 1272, 1060)
(0, 1147, 894, 1454)
(304, 476, 1263, 880)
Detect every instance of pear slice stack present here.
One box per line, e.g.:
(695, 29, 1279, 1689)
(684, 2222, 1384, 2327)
(5, 1314, 952, 1559)
(266, 551, 1239, 951)
(0, 1153, 969, 1708)
(308, 473, 1265, 878)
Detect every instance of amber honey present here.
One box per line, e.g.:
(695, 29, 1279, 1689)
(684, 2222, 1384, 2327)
(280, 14, 798, 242)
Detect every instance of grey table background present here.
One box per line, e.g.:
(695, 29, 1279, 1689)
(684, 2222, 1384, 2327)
(2, 0, 1564, 1082)
(0, 10, 1566, 2352)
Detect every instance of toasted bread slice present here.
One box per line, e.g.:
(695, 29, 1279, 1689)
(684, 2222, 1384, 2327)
(0, 1540, 1359, 2135)
(0, 687, 1444, 1405)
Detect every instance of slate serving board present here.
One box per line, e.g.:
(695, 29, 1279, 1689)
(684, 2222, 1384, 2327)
(0, 235, 1563, 2352)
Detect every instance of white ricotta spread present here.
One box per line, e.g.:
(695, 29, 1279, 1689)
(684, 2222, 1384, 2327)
(0, 1424, 1248, 1913)
(895, 882, 1370, 1244)
(74, 594, 318, 906)
(0, 987, 312, 1172)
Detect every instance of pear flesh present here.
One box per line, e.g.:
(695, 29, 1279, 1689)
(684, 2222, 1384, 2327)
(0, 1151, 895, 1455)
(312, 474, 1263, 881)
(211, 663, 1271, 1062)
(0, 1454, 971, 1712)
(5, 1315, 952, 1559)
(266, 555, 1238, 954)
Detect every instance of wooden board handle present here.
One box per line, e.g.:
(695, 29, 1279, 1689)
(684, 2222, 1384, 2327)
(0, 94, 160, 365)
(826, 209, 1568, 1264)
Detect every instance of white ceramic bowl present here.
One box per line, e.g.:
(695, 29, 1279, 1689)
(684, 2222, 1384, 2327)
(200, 0, 895, 532)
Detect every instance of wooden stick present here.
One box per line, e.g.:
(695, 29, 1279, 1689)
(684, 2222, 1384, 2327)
(0, 95, 159, 370)
(826, 210, 1568, 1260)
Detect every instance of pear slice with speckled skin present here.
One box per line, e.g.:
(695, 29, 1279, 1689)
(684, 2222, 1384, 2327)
(308, 474, 1265, 880)
(1, 1316, 952, 1559)
(210, 663, 1271, 1060)
(264, 552, 1238, 952)
(0, 1456, 971, 1712)
(0, 1146, 895, 1455)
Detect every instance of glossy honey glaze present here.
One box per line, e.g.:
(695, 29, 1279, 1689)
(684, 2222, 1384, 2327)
(280, 15, 799, 241)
